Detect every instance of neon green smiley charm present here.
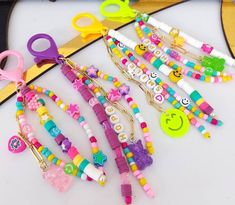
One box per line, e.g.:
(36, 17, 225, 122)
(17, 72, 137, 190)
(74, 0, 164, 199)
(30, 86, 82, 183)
(160, 108, 190, 138)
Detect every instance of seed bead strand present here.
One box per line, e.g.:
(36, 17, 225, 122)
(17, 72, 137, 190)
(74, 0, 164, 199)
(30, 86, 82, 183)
(78, 65, 154, 155)
(29, 84, 107, 169)
(73, 69, 155, 198)
(16, 92, 91, 180)
(107, 36, 221, 126)
(60, 64, 133, 204)
(135, 19, 233, 82)
(20, 85, 106, 185)
(106, 36, 214, 138)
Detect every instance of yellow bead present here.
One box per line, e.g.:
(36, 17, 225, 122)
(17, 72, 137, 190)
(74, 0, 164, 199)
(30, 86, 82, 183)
(134, 44, 147, 56)
(92, 147, 99, 154)
(73, 169, 78, 176)
(158, 42, 163, 48)
(94, 88, 99, 93)
(37, 87, 43, 93)
(29, 84, 34, 90)
(16, 110, 24, 117)
(198, 113, 204, 118)
(56, 100, 62, 106)
(169, 70, 183, 83)
(49, 92, 54, 97)
(191, 106, 197, 112)
(169, 61, 174, 67)
(56, 159, 62, 166)
(187, 113, 194, 120)
(140, 64, 145, 69)
(97, 71, 101, 76)
(205, 76, 211, 82)
(139, 178, 147, 186)
(194, 64, 201, 71)
(104, 74, 108, 80)
(48, 154, 55, 162)
(37, 106, 48, 116)
(203, 132, 210, 139)
(150, 57, 156, 64)
(147, 146, 154, 155)
(172, 100, 178, 106)
(126, 152, 133, 158)
(130, 164, 138, 171)
(38, 146, 44, 152)
(73, 155, 83, 166)
(179, 107, 185, 112)
(196, 98, 204, 106)
(143, 127, 149, 133)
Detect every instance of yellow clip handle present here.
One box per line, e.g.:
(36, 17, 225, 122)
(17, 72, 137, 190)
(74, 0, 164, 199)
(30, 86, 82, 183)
(100, 0, 136, 18)
(72, 13, 107, 38)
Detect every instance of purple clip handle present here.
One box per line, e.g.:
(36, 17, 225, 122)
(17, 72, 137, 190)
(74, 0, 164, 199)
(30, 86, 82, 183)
(27, 33, 64, 65)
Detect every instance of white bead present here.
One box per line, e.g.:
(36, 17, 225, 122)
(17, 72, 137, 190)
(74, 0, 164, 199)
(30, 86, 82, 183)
(177, 80, 194, 94)
(159, 64, 171, 76)
(154, 49, 162, 58)
(83, 124, 89, 130)
(153, 85, 163, 94)
(138, 116, 144, 123)
(143, 38, 151, 46)
(60, 104, 65, 109)
(160, 54, 168, 63)
(148, 43, 157, 52)
(118, 132, 128, 142)
(180, 97, 190, 107)
(81, 173, 87, 180)
(133, 67, 143, 77)
(86, 129, 93, 135)
(114, 123, 124, 133)
(83, 164, 104, 182)
(135, 113, 141, 119)
(146, 79, 156, 89)
(127, 63, 136, 72)
(183, 59, 188, 64)
(154, 94, 164, 104)
(139, 74, 149, 83)
(149, 72, 158, 80)
(105, 106, 115, 116)
(110, 114, 120, 124)
(177, 79, 184, 88)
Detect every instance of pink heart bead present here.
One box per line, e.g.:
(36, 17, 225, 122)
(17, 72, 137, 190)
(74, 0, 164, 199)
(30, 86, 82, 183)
(8, 135, 26, 153)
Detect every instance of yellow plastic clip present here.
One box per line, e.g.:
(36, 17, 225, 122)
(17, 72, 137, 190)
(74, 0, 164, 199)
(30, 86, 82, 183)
(100, 0, 136, 19)
(72, 13, 108, 38)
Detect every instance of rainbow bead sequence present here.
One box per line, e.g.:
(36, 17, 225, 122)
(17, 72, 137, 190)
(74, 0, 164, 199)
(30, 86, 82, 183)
(79, 65, 154, 154)
(29, 84, 107, 168)
(106, 35, 222, 138)
(135, 18, 233, 82)
(16, 92, 90, 180)
(72, 69, 155, 197)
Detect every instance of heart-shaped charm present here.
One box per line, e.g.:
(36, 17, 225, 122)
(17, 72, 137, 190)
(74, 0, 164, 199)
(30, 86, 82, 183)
(8, 135, 26, 154)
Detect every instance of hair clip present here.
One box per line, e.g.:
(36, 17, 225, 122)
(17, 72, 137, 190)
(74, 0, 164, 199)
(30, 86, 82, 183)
(27, 33, 157, 203)
(0, 50, 107, 192)
(71, 13, 222, 139)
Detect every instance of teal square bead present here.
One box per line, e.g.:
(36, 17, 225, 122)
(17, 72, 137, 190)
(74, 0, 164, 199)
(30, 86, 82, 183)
(194, 110, 200, 116)
(172, 64, 178, 69)
(133, 107, 140, 114)
(153, 59, 163, 69)
(52, 157, 58, 165)
(130, 56, 135, 61)
(42, 147, 48, 155)
(44, 120, 56, 132)
(77, 170, 83, 177)
(79, 159, 90, 171)
(190, 91, 202, 102)
(78, 116, 85, 123)
(175, 103, 181, 109)
(198, 126, 205, 132)
(187, 71, 193, 77)
(168, 96, 174, 103)
(45, 150, 52, 158)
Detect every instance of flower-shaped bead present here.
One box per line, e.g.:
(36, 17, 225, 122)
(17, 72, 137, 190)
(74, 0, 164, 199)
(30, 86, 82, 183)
(93, 151, 107, 167)
(87, 65, 99, 78)
(107, 89, 122, 102)
(118, 84, 130, 96)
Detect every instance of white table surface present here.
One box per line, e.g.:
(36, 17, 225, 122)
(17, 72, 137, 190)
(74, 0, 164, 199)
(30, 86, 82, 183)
(1, 1, 235, 205)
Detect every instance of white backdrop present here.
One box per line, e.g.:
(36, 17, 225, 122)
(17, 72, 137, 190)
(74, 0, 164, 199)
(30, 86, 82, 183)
(1, 1, 235, 205)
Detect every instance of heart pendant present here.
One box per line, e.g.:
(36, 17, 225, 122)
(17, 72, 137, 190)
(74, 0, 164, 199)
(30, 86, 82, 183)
(8, 135, 26, 154)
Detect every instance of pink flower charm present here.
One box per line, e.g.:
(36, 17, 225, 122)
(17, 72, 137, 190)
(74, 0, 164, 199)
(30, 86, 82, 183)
(67, 104, 80, 120)
(43, 164, 73, 192)
(107, 89, 122, 102)
(8, 135, 26, 154)
(73, 79, 83, 91)
(201, 44, 213, 54)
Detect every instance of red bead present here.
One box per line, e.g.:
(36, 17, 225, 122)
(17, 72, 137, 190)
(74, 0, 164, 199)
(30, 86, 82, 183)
(127, 53, 132, 58)
(114, 40, 119, 45)
(195, 74, 201, 79)
(121, 142, 128, 148)
(82, 76, 87, 83)
(140, 122, 147, 128)
(90, 136, 97, 143)
(139, 21, 144, 26)
(17, 96, 23, 102)
(126, 97, 133, 103)
(125, 196, 132, 204)
(87, 176, 93, 181)
(211, 118, 218, 125)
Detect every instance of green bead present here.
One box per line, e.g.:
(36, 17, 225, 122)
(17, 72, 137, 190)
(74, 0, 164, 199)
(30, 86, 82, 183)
(201, 56, 225, 72)
(37, 98, 45, 106)
(93, 151, 107, 166)
(153, 59, 163, 69)
(204, 67, 213, 76)
(64, 163, 76, 175)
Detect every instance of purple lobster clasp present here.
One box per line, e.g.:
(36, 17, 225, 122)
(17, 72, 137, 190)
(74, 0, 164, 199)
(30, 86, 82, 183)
(27, 33, 64, 67)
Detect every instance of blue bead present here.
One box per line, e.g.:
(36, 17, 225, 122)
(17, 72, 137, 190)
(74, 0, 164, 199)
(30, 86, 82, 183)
(45, 90, 50, 96)
(78, 116, 85, 123)
(130, 56, 135, 61)
(187, 71, 193, 77)
(108, 76, 113, 82)
(127, 157, 134, 163)
(136, 17, 141, 22)
(49, 127, 61, 138)
(194, 110, 200, 116)
(207, 116, 212, 123)
(172, 64, 178, 69)
(110, 44, 115, 49)
(166, 49, 171, 55)
(187, 104, 193, 110)
(200, 75, 205, 81)
(123, 148, 129, 154)
(155, 78, 161, 84)
(133, 107, 140, 114)
(198, 126, 205, 132)
(175, 103, 181, 109)
(122, 48, 127, 52)
(52, 157, 58, 165)
(168, 96, 174, 103)
(42, 147, 48, 155)
(45, 150, 52, 158)
(44, 120, 56, 132)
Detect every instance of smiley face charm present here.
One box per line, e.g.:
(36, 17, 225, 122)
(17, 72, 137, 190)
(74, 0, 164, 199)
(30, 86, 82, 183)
(135, 44, 147, 56)
(160, 108, 190, 138)
(180, 98, 190, 107)
(169, 70, 183, 83)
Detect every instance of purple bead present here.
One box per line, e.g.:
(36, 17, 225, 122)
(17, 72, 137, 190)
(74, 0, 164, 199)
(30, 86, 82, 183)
(102, 120, 112, 130)
(105, 128, 120, 150)
(61, 64, 71, 76)
(169, 50, 179, 59)
(55, 134, 66, 145)
(115, 156, 129, 174)
(21, 86, 31, 95)
(128, 140, 153, 170)
(61, 138, 72, 153)
(65, 70, 77, 83)
(86, 65, 98, 78)
(80, 89, 93, 102)
(121, 184, 132, 197)
(118, 84, 130, 96)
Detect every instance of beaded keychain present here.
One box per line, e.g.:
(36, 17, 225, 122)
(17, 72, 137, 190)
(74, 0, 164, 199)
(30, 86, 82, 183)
(0, 50, 107, 192)
(134, 15, 235, 83)
(27, 33, 156, 204)
(71, 13, 222, 138)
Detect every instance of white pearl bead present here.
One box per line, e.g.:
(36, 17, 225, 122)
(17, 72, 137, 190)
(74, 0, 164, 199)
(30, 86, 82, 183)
(110, 114, 120, 124)
(114, 123, 124, 133)
(105, 106, 115, 116)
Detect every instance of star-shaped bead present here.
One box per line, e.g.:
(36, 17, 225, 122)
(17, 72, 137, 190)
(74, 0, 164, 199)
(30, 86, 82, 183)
(87, 65, 98, 78)
(73, 79, 84, 91)
(107, 89, 122, 102)
(173, 36, 185, 47)
(67, 104, 80, 119)
(93, 151, 107, 167)
(118, 84, 130, 96)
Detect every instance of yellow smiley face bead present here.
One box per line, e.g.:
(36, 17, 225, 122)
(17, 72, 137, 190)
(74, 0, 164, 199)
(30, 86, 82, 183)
(135, 44, 147, 56)
(169, 70, 183, 83)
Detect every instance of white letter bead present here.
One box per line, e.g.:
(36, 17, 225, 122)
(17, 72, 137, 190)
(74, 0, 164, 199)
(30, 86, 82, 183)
(154, 49, 162, 58)
(139, 74, 149, 83)
(127, 63, 136, 72)
(148, 44, 157, 52)
(143, 39, 151, 46)
(149, 72, 158, 80)
(105, 106, 115, 116)
(133, 68, 143, 77)
(160, 54, 168, 62)
(109, 114, 120, 124)
(146, 80, 156, 89)
(154, 94, 164, 104)
(118, 132, 128, 142)
(114, 123, 124, 133)
(153, 85, 163, 94)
